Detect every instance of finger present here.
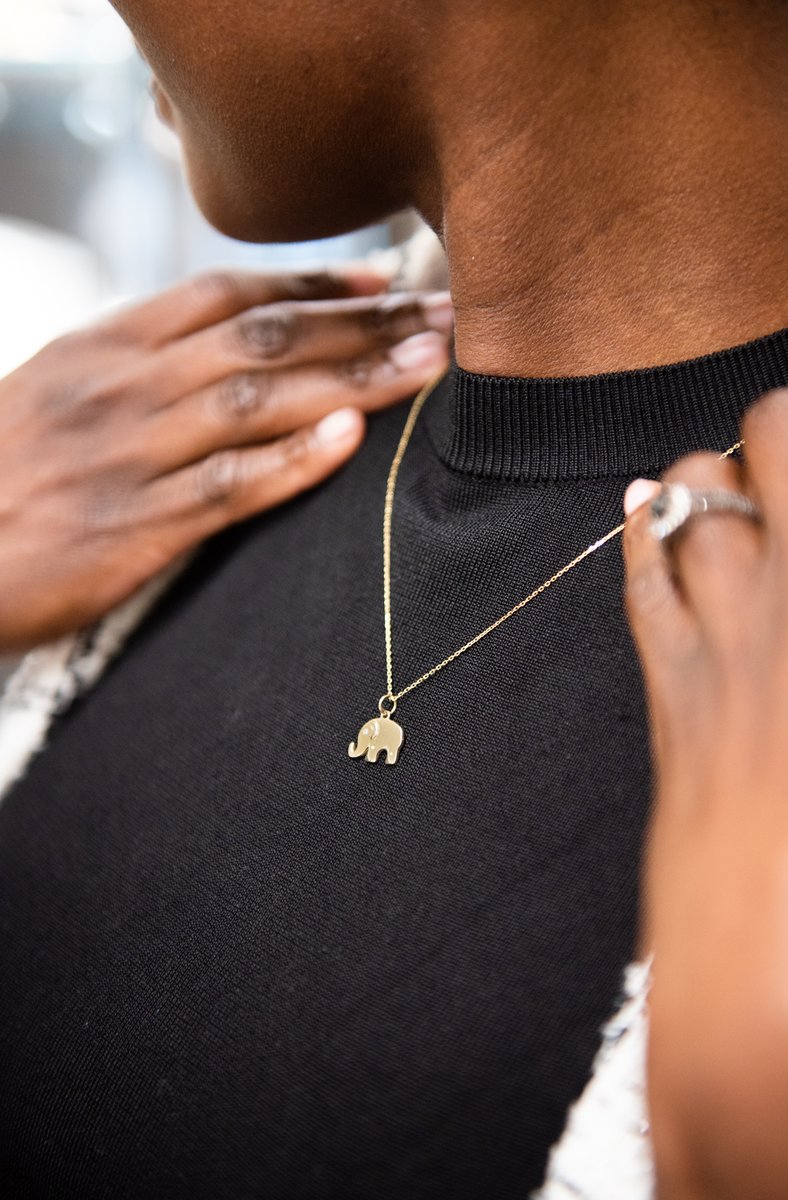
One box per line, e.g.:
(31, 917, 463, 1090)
(141, 332, 449, 472)
(623, 479, 698, 689)
(740, 387, 788, 525)
(142, 407, 366, 541)
(661, 452, 762, 640)
(137, 291, 454, 407)
(624, 478, 662, 518)
(623, 479, 711, 803)
(98, 267, 389, 346)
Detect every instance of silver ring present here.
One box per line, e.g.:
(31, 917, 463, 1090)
(649, 482, 761, 541)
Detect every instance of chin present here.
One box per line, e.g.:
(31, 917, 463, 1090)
(184, 161, 359, 247)
(192, 193, 289, 245)
(184, 144, 394, 247)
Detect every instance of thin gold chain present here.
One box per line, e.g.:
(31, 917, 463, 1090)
(383, 374, 744, 705)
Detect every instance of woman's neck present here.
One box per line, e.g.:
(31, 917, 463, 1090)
(417, 1, 788, 378)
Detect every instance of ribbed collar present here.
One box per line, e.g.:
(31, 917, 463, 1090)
(424, 328, 788, 482)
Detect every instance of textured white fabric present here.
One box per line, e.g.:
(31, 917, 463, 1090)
(534, 960, 654, 1199)
(0, 557, 189, 801)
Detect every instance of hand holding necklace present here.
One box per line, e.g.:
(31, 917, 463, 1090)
(0, 271, 451, 652)
(624, 389, 788, 1200)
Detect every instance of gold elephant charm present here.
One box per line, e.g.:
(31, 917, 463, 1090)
(348, 714, 404, 765)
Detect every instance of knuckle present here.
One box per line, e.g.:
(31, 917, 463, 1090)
(267, 430, 311, 475)
(214, 373, 271, 421)
(193, 269, 244, 310)
(361, 295, 422, 342)
(77, 378, 133, 421)
(33, 338, 134, 420)
(336, 353, 390, 390)
(195, 450, 243, 505)
(37, 377, 88, 421)
(40, 374, 108, 426)
(236, 303, 295, 359)
(280, 270, 342, 299)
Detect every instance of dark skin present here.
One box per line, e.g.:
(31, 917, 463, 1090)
(107, 0, 788, 1194)
(0, 274, 451, 650)
(119, 0, 788, 375)
(624, 401, 788, 1200)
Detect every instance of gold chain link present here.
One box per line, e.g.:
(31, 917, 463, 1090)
(383, 373, 744, 705)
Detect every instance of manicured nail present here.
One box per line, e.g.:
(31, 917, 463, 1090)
(315, 407, 361, 445)
(422, 291, 454, 334)
(389, 331, 449, 372)
(624, 478, 661, 516)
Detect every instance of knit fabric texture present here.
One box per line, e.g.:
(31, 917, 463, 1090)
(1, 330, 786, 1198)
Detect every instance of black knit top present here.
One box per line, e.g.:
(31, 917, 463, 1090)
(2, 330, 787, 1199)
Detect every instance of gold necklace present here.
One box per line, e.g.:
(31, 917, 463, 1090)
(347, 373, 744, 766)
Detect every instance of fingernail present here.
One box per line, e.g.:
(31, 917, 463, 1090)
(624, 478, 661, 516)
(422, 291, 454, 334)
(315, 407, 360, 445)
(389, 331, 449, 372)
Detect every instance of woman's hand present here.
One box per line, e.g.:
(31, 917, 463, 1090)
(0, 269, 451, 651)
(623, 391, 788, 1200)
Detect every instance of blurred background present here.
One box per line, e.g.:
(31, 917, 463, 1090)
(0, 0, 399, 376)
(0, 0, 418, 683)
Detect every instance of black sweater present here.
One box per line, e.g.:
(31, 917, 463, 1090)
(2, 332, 788, 1199)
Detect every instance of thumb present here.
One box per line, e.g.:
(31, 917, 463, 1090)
(623, 478, 697, 682)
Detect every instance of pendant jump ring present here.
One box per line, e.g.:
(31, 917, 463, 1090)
(378, 693, 397, 718)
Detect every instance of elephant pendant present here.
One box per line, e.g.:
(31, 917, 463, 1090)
(348, 713, 404, 765)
